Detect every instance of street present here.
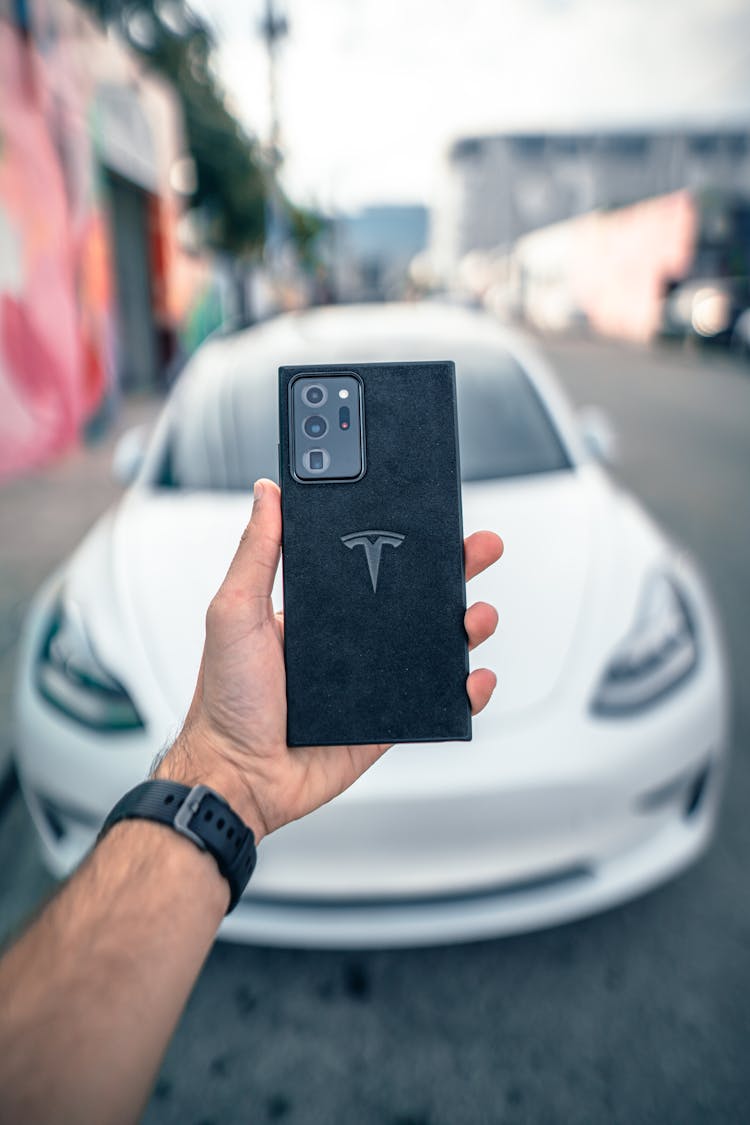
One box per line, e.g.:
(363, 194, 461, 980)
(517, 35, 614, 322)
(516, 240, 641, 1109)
(1, 336, 749, 1124)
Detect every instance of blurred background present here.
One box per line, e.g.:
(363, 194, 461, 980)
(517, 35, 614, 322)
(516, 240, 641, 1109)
(1, 1, 749, 1122)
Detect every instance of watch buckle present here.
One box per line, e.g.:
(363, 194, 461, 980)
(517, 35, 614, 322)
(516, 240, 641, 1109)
(173, 784, 214, 851)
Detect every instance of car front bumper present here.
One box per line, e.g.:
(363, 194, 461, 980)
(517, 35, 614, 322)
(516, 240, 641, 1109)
(15, 671, 728, 950)
(220, 783, 719, 948)
(14, 562, 730, 949)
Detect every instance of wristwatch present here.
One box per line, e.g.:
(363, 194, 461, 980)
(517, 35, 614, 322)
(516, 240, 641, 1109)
(98, 780, 257, 912)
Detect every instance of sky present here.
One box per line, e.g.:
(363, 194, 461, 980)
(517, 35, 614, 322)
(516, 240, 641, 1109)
(191, 0, 750, 212)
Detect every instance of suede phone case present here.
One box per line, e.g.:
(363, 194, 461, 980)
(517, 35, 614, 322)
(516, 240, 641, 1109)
(279, 361, 471, 747)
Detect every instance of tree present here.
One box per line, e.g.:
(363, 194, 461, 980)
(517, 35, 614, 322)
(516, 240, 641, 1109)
(84, 0, 267, 255)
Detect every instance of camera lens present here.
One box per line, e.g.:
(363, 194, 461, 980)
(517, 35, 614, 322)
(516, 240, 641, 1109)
(303, 415, 328, 439)
(303, 447, 330, 473)
(302, 384, 326, 407)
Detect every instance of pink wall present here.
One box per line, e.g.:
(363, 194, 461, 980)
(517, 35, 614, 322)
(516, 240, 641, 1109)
(573, 191, 698, 342)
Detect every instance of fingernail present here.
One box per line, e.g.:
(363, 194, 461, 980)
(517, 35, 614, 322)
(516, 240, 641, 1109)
(254, 480, 264, 500)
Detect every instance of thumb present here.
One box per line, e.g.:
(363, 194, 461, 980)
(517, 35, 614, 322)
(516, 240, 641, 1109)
(223, 479, 282, 601)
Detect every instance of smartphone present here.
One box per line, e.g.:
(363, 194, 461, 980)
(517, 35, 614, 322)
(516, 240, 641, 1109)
(278, 361, 470, 747)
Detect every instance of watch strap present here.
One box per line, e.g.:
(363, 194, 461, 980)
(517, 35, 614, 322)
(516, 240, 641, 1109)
(98, 780, 256, 912)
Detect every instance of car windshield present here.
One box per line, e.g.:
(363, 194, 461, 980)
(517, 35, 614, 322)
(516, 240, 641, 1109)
(156, 342, 571, 490)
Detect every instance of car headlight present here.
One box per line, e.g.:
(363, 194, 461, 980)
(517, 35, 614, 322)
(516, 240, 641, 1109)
(35, 596, 144, 731)
(591, 573, 698, 716)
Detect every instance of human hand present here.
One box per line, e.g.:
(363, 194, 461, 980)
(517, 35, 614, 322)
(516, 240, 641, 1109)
(156, 479, 503, 842)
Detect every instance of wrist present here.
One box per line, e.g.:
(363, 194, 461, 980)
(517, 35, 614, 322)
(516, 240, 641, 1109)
(154, 728, 267, 845)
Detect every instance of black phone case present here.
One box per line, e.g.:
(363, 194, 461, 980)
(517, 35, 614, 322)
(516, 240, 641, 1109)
(279, 361, 470, 747)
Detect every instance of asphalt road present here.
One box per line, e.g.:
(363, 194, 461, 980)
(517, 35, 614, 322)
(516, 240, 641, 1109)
(1, 337, 748, 1124)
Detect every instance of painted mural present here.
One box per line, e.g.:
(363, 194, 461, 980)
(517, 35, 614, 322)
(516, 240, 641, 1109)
(0, 0, 222, 481)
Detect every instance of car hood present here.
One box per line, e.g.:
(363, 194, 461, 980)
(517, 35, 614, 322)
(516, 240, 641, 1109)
(66, 466, 660, 732)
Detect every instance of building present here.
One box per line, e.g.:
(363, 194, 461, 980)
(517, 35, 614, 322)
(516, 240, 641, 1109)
(0, 0, 223, 480)
(506, 188, 750, 343)
(431, 127, 750, 284)
(330, 205, 428, 303)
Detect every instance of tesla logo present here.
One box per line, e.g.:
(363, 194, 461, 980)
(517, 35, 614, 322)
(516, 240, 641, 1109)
(341, 530, 405, 592)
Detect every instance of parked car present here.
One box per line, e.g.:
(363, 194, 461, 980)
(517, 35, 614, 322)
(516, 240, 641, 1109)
(15, 303, 729, 948)
(730, 307, 750, 361)
(661, 277, 741, 344)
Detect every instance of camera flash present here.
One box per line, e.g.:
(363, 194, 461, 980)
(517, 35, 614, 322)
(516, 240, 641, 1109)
(338, 389, 349, 399)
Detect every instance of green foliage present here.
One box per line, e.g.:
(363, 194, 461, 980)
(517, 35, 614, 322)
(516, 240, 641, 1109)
(286, 202, 328, 270)
(162, 21, 267, 254)
(83, 0, 267, 255)
(82, 1, 327, 266)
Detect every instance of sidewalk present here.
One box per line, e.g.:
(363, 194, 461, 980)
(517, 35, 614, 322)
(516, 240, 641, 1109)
(0, 394, 163, 778)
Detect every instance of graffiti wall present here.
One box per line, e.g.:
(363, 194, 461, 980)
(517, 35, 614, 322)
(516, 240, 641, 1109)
(0, 0, 222, 481)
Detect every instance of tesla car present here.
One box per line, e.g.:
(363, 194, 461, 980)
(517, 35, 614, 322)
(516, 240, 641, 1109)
(14, 303, 729, 948)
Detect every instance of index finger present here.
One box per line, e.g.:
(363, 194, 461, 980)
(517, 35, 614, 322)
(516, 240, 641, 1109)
(464, 531, 503, 581)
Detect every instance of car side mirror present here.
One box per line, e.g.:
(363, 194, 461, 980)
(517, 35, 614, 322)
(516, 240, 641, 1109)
(578, 406, 618, 466)
(112, 425, 148, 486)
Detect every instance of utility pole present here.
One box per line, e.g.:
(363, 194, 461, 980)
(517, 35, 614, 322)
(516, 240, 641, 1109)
(258, 0, 290, 290)
(259, 0, 288, 175)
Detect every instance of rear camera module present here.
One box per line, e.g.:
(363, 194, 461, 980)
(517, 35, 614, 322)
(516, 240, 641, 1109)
(302, 384, 327, 407)
(291, 371, 362, 481)
(303, 414, 328, 439)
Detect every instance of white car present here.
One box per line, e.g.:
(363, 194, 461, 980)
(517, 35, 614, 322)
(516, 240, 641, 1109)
(15, 303, 729, 948)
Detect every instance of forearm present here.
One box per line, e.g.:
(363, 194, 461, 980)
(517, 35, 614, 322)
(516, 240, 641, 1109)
(0, 820, 228, 1125)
